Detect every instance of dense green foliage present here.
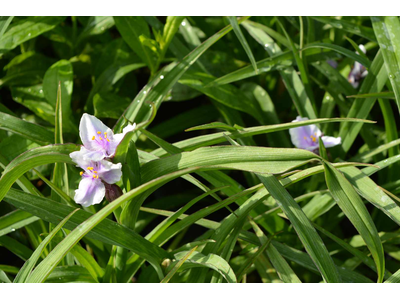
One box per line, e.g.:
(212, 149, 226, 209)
(1, 16, 400, 283)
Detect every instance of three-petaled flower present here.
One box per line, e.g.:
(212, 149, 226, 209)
(70, 150, 122, 207)
(289, 116, 341, 152)
(78, 113, 136, 162)
(69, 113, 136, 206)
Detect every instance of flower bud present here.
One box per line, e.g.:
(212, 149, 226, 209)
(104, 182, 123, 202)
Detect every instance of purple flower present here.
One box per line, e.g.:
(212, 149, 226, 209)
(70, 150, 122, 207)
(289, 116, 341, 152)
(78, 113, 136, 162)
(348, 44, 368, 88)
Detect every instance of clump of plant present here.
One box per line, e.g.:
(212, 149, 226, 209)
(1, 16, 400, 283)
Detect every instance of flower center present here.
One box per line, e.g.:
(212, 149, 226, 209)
(304, 133, 318, 144)
(92, 131, 110, 143)
(80, 165, 99, 179)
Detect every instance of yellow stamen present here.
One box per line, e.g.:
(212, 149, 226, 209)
(107, 139, 110, 142)
(303, 136, 307, 140)
(93, 171, 97, 174)
(99, 137, 103, 140)
(104, 132, 107, 136)
(92, 136, 95, 140)
(87, 167, 93, 170)
(97, 175, 99, 179)
(80, 171, 83, 176)
(310, 135, 316, 142)
(97, 131, 101, 134)
(93, 175, 96, 179)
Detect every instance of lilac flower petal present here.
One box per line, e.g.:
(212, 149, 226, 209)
(79, 113, 110, 151)
(305, 124, 321, 138)
(109, 123, 136, 156)
(321, 136, 342, 148)
(70, 148, 91, 169)
(74, 177, 105, 207)
(98, 160, 122, 184)
(70, 146, 105, 168)
(305, 144, 320, 151)
(348, 45, 367, 89)
(289, 116, 321, 149)
(290, 126, 309, 149)
(80, 146, 106, 162)
(348, 74, 358, 88)
(361, 70, 368, 78)
(358, 44, 367, 54)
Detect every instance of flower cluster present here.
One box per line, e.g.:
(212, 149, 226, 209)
(289, 116, 341, 152)
(70, 114, 136, 207)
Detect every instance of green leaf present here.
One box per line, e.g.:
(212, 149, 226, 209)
(145, 186, 229, 243)
(49, 234, 105, 283)
(170, 251, 237, 283)
(318, 137, 328, 160)
(339, 51, 387, 153)
(385, 269, 400, 283)
(45, 266, 96, 283)
(179, 71, 264, 122)
(114, 17, 248, 134)
(277, 18, 317, 118)
(158, 16, 185, 64)
(0, 17, 66, 52)
(0, 270, 11, 283)
(87, 61, 145, 111)
(236, 225, 274, 282)
(323, 161, 385, 283)
(0, 144, 79, 203)
(312, 221, 391, 280)
(0, 235, 33, 261)
(14, 208, 79, 283)
(347, 91, 395, 99)
(161, 246, 198, 283)
(371, 17, 400, 115)
(142, 146, 319, 183)
(248, 218, 301, 283)
(0, 210, 39, 237)
(51, 83, 69, 204)
(4, 188, 170, 268)
(33, 168, 75, 206)
(152, 117, 374, 157)
(0, 112, 54, 145)
(185, 122, 236, 132)
(114, 17, 159, 74)
(257, 173, 341, 283)
(43, 60, 74, 130)
(26, 167, 203, 282)
(228, 16, 257, 73)
(302, 42, 371, 68)
(0, 16, 14, 40)
(342, 166, 400, 227)
(311, 17, 376, 41)
(11, 85, 55, 124)
(1, 52, 54, 87)
(114, 130, 141, 191)
(93, 93, 131, 119)
(76, 16, 114, 44)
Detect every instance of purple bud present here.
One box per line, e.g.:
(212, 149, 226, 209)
(104, 182, 123, 202)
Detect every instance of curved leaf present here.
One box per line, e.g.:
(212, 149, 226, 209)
(323, 161, 385, 283)
(0, 144, 78, 202)
(0, 112, 54, 145)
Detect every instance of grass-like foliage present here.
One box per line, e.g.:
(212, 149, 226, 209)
(1, 16, 400, 283)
